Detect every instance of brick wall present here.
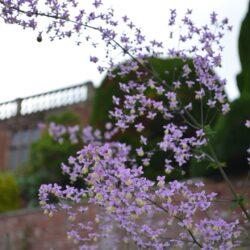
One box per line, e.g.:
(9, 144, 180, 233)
(0, 205, 98, 250)
(0, 129, 10, 170)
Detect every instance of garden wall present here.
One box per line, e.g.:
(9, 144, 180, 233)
(0, 205, 98, 250)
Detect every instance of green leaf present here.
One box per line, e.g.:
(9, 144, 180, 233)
(230, 195, 247, 210)
(208, 161, 226, 169)
(204, 125, 216, 138)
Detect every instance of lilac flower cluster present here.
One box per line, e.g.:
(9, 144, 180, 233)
(48, 122, 103, 145)
(1, 0, 249, 249)
(158, 124, 206, 167)
(48, 122, 67, 144)
(39, 143, 241, 249)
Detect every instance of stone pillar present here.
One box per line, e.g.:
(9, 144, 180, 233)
(0, 127, 11, 170)
(15, 98, 23, 116)
(85, 81, 95, 102)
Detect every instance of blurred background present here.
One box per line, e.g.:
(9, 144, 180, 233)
(0, 0, 250, 249)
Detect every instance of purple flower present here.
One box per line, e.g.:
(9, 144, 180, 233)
(92, 0, 102, 8)
(245, 120, 250, 128)
(90, 56, 98, 63)
(5, 2, 243, 248)
(135, 123, 144, 132)
(222, 103, 230, 114)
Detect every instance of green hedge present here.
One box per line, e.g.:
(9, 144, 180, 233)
(91, 57, 220, 180)
(0, 173, 21, 213)
(213, 97, 250, 175)
(237, 1, 250, 96)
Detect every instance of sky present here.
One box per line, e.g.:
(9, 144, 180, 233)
(0, 0, 249, 103)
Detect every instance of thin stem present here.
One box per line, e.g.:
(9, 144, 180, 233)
(208, 109, 218, 126)
(145, 197, 203, 248)
(200, 96, 204, 128)
(208, 142, 250, 221)
(183, 107, 200, 128)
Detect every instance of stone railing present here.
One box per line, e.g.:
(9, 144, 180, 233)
(0, 82, 94, 120)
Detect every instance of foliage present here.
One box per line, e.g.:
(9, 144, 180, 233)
(0, 172, 21, 213)
(46, 110, 81, 125)
(91, 57, 220, 179)
(92, 57, 218, 128)
(17, 111, 83, 206)
(237, 1, 250, 96)
(212, 96, 250, 175)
